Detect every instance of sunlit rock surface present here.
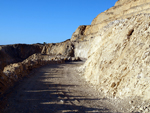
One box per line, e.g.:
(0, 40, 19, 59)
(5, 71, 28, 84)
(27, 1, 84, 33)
(69, 0, 150, 101)
(71, 0, 150, 59)
(82, 14, 150, 100)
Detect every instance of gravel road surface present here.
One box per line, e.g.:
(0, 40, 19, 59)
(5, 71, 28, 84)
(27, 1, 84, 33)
(1, 62, 119, 113)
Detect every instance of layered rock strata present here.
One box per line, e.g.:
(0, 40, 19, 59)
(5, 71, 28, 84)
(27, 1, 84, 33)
(71, 0, 150, 59)
(68, 1, 150, 112)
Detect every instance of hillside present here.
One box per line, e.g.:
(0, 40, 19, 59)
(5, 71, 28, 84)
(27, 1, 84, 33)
(1, 0, 150, 112)
(76, 0, 150, 112)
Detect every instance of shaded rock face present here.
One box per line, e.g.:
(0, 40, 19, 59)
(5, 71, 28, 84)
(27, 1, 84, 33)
(0, 44, 43, 70)
(82, 14, 150, 100)
(0, 69, 9, 95)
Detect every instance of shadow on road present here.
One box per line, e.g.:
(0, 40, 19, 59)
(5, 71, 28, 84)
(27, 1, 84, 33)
(1, 63, 112, 113)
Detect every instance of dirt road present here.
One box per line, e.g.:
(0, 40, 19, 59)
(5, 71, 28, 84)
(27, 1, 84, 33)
(1, 61, 119, 113)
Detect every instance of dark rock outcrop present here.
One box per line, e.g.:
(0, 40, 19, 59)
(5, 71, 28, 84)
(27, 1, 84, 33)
(0, 44, 43, 70)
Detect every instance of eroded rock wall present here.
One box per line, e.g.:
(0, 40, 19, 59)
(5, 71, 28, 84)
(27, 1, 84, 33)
(82, 14, 150, 100)
(70, 0, 150, 101)
(71, 0, 150, 59)
(91, 0, 150, 31)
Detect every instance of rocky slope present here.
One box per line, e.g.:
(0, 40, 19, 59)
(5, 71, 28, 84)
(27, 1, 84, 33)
(72, 0, 150, 39)
(83, 14, 150, 99)
(75, 0, 150, 112)
(71, 0, 150, 58)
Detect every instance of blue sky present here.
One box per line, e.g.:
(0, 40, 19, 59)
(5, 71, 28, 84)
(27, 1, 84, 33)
(0, 0, 118, 45)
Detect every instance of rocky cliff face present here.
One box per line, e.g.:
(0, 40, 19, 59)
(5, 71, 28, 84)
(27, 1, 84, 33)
(71, 0, 150, 58)
(78, 0, 150, 102)
(83, 14, 150, 100)
(91, 0, 150, 32)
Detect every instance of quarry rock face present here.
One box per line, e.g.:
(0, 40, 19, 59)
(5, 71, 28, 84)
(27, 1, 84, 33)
(72, 0, 150, 101)
(71, 0, 150, 59)
(60, 0, 150, 100)
(91, 0, 150, 32)
(82, 13, 150, 100)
